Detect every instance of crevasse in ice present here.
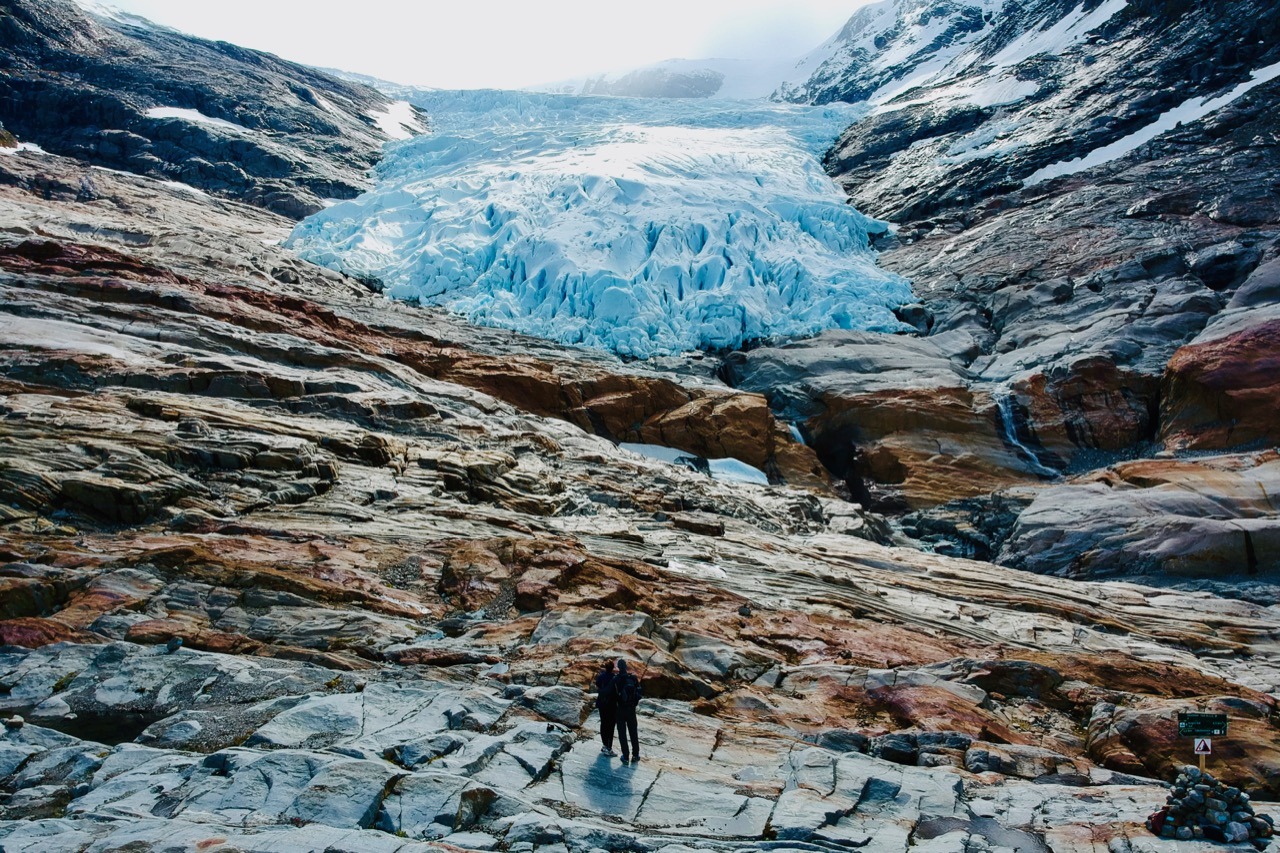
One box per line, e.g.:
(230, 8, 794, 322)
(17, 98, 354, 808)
(287, 90, 913, 358)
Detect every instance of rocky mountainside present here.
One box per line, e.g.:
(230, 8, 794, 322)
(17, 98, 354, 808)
(730, 0, 1280, 587)
(0, 0, 426, 217)
(0, 1, 1278, 851)
(1, 145, 1277, 851)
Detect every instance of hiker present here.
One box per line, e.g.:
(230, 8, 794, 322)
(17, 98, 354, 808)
(611, 658, 643, 762)
(593, 659, 617, 755)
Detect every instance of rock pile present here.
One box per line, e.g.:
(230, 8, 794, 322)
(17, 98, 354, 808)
(1147, 766, 1275, 845)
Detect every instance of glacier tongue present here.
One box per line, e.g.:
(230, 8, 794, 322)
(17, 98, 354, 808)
(287, 90, 913, 358)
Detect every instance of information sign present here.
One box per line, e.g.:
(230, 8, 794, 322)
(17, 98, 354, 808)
(1178, 713, 1228, 737)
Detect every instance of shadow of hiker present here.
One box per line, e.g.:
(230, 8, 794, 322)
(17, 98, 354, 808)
(580, 751, 639, 815)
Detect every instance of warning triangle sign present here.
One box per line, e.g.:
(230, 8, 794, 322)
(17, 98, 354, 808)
(1194, 738, 1212, 755)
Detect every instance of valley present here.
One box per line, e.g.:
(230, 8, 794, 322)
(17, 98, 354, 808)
(0, 0, 1277, 851)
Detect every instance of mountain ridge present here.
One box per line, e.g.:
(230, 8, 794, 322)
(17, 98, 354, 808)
(0, 0, 425, 217)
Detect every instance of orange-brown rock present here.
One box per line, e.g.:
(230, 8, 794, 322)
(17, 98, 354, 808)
(0, 617, 93, 647)
(0, 573, 79, 620)
(125, 538, 434, 621)
(1086, 695, 1280, 797)
(0, 238, 824, 490)
(1001, 451, 1280, 579)
(741, 611, 974, 669)
(633, 393, 830, 490)
(1024, 651, 1272, 703)
(1161, 319, 1280, 450)
(1013, 358, 1159, 459)
(47, 570, 165, 629)
(864, 682, 1021, 744)
(125, 616, 263, 656)
(810, 386, 1035, 508)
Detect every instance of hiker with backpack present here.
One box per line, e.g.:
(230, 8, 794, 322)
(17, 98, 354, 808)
(610, 658, 643, 763)
(593, 659, 617, 755)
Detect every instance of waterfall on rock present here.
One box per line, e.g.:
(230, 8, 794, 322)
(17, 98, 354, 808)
(995, 392, 1060, 479)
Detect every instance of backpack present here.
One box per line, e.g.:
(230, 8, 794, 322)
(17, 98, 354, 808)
(615, 673, 642, 709)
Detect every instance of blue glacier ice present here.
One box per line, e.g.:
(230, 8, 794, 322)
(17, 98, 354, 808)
(288, 90, 914, 358)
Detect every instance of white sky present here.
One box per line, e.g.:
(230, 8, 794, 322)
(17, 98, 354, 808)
(98, 1, 870, 90)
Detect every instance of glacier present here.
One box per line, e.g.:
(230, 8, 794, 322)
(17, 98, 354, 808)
(287, 90, 913, 358)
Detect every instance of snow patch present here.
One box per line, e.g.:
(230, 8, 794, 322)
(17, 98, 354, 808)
(791, 0, 1124, 116)
(780, 0, 1005, 104)
(941, 113, 1033, 164)
(72, 0, 158, 29)
(666, 559, 729, 580)
(620, 442, 700, 466)
(985, 0, 1128, 70)
(0, 142, 47, 157)
(620, 442, 770, 486)
(1025, 59, 1280, 185)
(311, 93, 342, 116)
(882, 75, 1038, 114)
(708, 458, 771, 486)
(145, 107, 257, 135)
(289, 90, 911, 358)
(160, 180, 209, 197)
(369, 101, 426, 141)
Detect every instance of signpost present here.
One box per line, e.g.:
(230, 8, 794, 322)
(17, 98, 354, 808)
(1179, 713, 1228, 772)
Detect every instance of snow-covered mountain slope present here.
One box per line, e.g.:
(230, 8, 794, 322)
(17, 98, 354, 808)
(287, 91, 912, 358)
(775, 0, 1124, 107)
(778, 0, 1280, 223)
(0, 0, 418, 218)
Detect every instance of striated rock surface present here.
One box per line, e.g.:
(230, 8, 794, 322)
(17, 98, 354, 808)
(725, 330, 1048, 509)
(1, 130, 1278, 851)
(1001, 452, 1280, 581)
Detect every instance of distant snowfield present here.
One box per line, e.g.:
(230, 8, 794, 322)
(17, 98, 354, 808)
(986, 0, 1128, 71)
(289, 90, 912, 358)
(538, 56, 809, 101)
(1026, 58, 1280, 185)
(145, 107, 257, 134)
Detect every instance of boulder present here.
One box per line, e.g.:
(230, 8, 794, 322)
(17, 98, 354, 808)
(513, 686, 588, 727)
(1162, 318, 1280, 451)
(1001, 453, 1280, 578)
(632, 392, 831, 491)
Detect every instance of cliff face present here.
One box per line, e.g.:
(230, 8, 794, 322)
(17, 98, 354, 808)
(726, 0, 1280, 582)
(0, 0, 424, 217)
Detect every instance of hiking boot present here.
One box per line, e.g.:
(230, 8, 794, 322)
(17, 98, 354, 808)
(600, 747, 616, 756)
(619, 753, 630, 763)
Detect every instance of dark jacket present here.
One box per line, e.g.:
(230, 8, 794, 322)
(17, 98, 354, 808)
(609, 671, 642, 710)
(594, 669, 615, 709)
